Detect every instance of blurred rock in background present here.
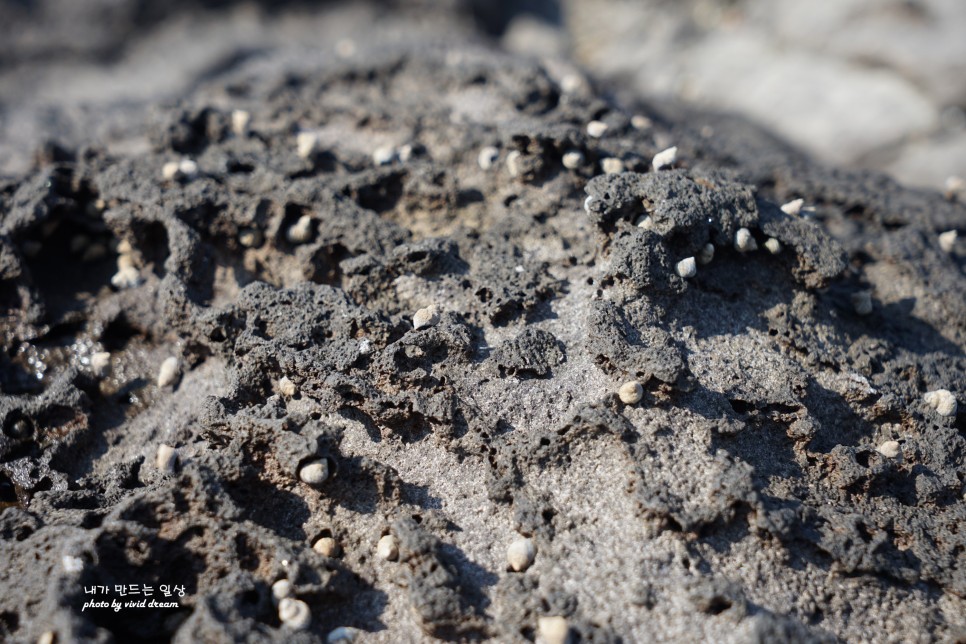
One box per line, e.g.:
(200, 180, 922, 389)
(552, 0, 966, 189)
(1, 0, 964, 189)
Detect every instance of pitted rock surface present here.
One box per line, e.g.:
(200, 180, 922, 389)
(0, 4, 965, 643)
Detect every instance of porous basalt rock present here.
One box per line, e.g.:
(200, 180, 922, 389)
(0, 4, 963, 643)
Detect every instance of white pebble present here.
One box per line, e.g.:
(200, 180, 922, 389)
(506, 150, 522, 177)
(372, 145, 396, 166)
(178, 159, 199, 180)
(157, 356, 181, 387)
(272, 579, 293, 601)
(377, 534, 399, 561)
(944, 175, 964, 198)
(939, 230, 957, 253)
(764, 238, 782, 254)
(877, 441, 901, 458)
(117, 253, 136, 271)
(537, 616, 570, 644)
(278, 597, 311, 631)
(507, 537, 536, 572)
(601, 157, 624, 174)
(399, 144, 417, 162)
(559, 73, 584, 94)
(734, 228, 757, 252)
(924, 389, 957, 417)
(697, 243, 715, 265)
(327, 626, 361, 643)
(413, 306, 439, 330)
(238, 228, 263, 248)
(161, 161, 181, 181)
(631, 114, 652, 130)
(61, 555, 83, 573)
(286, 215, 314, 244)
(675, 257, 697, 279)
(583, 195, 594, 214)
(278, 376, 298, 398)
(162, 159, 198, 181)
(635, 215, 654, 230)
(851, 291, 873, 316)
(313, 537, 340, 557)
(478, 146, 499, 170)
(231, 109, 251, 136)
(618, 381, 643, 404)
(586, 120, 608, 138)
(38, 631, 56, 644)
(652, 146, 677, 171)
(296, 132, 320, 159)
(780, 199, 804, 216)
(111, 266, 142, 289)
(90, 351, 111, 377)
(561, 150, 584, 169)
(156, 444, 178, 472)
(299, 459, 329, 485)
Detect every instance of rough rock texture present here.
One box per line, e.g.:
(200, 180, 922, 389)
(1, 2, 965, 643)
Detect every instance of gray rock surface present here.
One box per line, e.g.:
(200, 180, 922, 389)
(1, 2, 965, 643)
